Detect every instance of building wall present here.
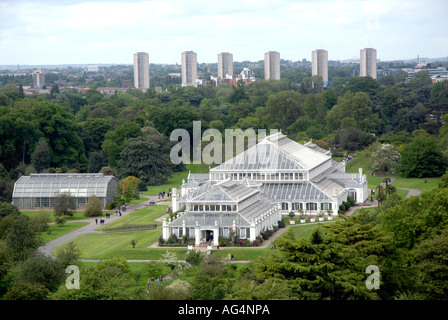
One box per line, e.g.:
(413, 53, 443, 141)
(133, 52, 150, 90)
(218, 52, 233, 79)
(360, 48, 377, 79)
(182, 51, 197, 86)
(264, 51, 280, 80)
(312, 49, 328, 83)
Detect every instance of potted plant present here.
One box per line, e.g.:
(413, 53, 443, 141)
(288, 211, 295, 224)
(299, 211, 306, 224)
(318, 211, 324, 222)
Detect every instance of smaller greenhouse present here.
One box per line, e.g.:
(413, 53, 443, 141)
(12, 173, 119, 209)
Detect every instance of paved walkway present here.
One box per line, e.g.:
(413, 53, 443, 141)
(38, 195, 163, 257)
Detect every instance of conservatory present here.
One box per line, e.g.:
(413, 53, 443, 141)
(164, 179, 282, 246)
(12, 173, 119, 209)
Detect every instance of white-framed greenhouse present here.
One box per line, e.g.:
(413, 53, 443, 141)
(12, 173, 119, 209)
(165, 179, 282, 246)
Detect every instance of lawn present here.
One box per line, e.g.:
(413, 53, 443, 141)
(143, 163, 209, 197)
(21, 210, 115, 222)
(346, 149, 443, 196)
(95, 204, 169, 231)
(40, 222, 89, 243)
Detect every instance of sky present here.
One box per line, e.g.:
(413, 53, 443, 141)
(1, 0, 448, 65)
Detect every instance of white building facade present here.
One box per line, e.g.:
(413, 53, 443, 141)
(164, 133, 368, 245)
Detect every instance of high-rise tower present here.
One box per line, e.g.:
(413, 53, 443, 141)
(264, 51, 280, 80)
(133, 52, 150, 90)
(360, 48, 377, 79)
(312, 49, 328, 83)
(181, 51, 198, 86)
(218, 52, 233, 79)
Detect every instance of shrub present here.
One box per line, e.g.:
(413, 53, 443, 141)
(185, 250, 204, 266)
(277, 220, 285, 228)
(167, 234, 178, 244)
(84, 195, 102, 217)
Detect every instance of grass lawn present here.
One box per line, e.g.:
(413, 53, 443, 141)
(143, 163, 209, 196)
(96, 205, 168, 231)
(21, 210, 115, 222)
(346, 149, 443, 195)
(40, 222, 89, 243)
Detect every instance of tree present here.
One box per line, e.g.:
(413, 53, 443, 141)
(102, 121, 142, 167)
(344, 76, 379, 98)
(54, 192, 76, 217)
(5, 214, 43, 261)
(12, 252, 65, 292)
(117, 137, 172, 186)
(3, 281, 49, 300)
(87, 150, 108, 173)
(31, 139, 51, 172)
(379, 187, 448, 250)
(31, 101, 87, 170)
(55, 241, 81, 267)
(161, 250, 178, 266)
(411, 229, 448, 299)
(265, 91, 305, 130)
(325, 91, 380, 133)
(84, 195, 102, 217)
(399, 135, 447, 178)
(369, 143, 401, 174)
(119, 176, 141, 203)
(0, 201, 21, 219)
(29, 211, 51, 234)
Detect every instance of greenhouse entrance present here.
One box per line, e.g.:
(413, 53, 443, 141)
(198, 228, 219, 246)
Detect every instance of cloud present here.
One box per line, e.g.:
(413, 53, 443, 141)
(1, 0, 448, 64)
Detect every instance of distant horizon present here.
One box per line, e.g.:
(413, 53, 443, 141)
(1, 55, 447, 70)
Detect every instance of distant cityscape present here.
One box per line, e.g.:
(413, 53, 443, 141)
(1, 48, 448, 96)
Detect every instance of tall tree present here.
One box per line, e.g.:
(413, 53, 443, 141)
(31, 139, 51, 172)
(399, 135, 447, 178)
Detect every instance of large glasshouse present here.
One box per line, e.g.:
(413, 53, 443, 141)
(12, 173, 119, 209)
(164, 132, 368, 245)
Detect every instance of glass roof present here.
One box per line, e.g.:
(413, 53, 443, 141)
(260, 182, 332, 202)
(13, 173, 117, 198)
(211, 133, 331, 172)
(179, 179, 258, 203)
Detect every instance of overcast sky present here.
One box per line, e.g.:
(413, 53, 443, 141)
(1, 0, 447, 65)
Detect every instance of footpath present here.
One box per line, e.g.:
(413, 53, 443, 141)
(38, 195, 160, 257)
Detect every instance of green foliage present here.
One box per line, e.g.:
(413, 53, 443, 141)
(5, 214, 43, 261)
(119, 176, 141, 203)
(54, 192, 76, 217)
(117, 137, 172, 186)
(0, 201, 21, 219)
(31, 139, 51, 172)
(399, 135, 447, 178)
(379, 187, 448, 250)
(55, 242, 81, 267)
(411, 229, 448, 299)
(84, 195, 102, 217)
(185, 249, 204, 266)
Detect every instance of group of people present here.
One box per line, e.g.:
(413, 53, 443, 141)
(157, 189, 173, 201)
(95, 218, 106, 225)
(147, 275, 164, 289)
